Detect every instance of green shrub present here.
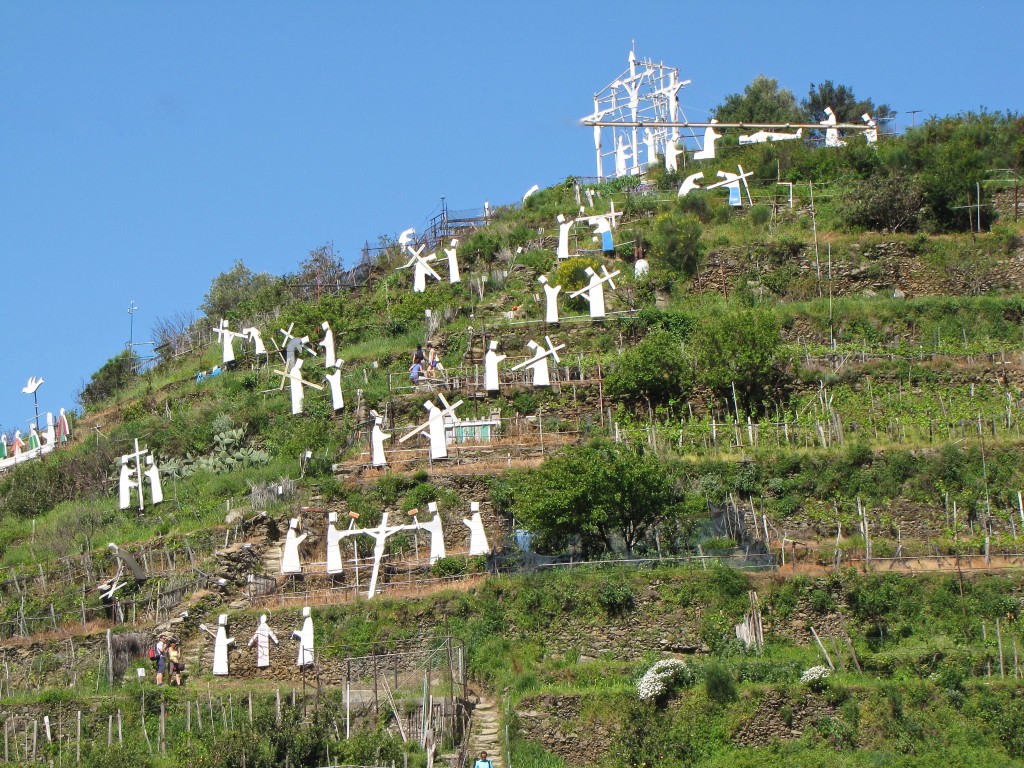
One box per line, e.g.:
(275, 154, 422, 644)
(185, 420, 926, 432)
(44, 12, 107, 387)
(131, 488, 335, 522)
(703, 661, 738, 704)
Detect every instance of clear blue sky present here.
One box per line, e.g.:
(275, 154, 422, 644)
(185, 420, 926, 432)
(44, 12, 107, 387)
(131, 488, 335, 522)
(1, 0, 1021, 430)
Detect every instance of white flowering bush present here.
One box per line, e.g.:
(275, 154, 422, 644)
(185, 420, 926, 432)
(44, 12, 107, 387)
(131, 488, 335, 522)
(637, 659, 693, 703)
(800, 665, 831, 691)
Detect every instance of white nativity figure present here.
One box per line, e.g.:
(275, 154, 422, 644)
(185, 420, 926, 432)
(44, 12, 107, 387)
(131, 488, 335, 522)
(370, 411, 391, 468)
(556, 214, 574, 260)
(538, 275, 562, 324)
(144, 455, 163, 506)
(463, 502, 491, 556)
(247, 614, 279, 669)
(243, 327, 267, 356)
(569, 265, 620, 320)
(292, 607, 315, 668)
(484, 340, 506, 393)
(325, 361, 345, 412)
(326, 511, 344, 574)
(678, 171, 704, 198)
(281, 517, 307, 575)
(739, 128, 802, 145)
(11, 431, 24, 457)
(444, 239, 461, 284)
(56, 408, 71, 444)
(821, 107, 846, 148)
(43, 412, 56, 447)
(693, 120, 722, 161)
(216, 319, 247, 366)
(198, 614, 234, 676)
(319, 322, 336, 368)
(400, 245, 441, 293)
(510, 337, 565, 388)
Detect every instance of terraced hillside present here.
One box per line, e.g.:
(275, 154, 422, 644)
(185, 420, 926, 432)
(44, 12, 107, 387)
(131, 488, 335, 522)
(2, 112, 1024, 767)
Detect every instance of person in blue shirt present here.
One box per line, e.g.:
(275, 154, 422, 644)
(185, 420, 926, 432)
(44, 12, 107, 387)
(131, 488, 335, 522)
(474, 751, 493, 768)
(409, 361, 423, 384)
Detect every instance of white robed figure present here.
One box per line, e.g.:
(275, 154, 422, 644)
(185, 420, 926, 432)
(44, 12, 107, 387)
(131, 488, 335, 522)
(199, 614, 234, 676)
(247, 614, 279, 668)
(484, 341, 506, 393)
(444, 239, 461, 283)
(326, 362, 345, 412)
(281, 518, 307, 575)
(319, 322, 336, 368)
(144, 455, 163, 505)
(463, 502, 491, 556)
(118, 457, 135, 510)
(326, 512, 344, 574)
(292, 607, 315, 668)
(370, 412, 391, 467)
(538, 276, 561, 324)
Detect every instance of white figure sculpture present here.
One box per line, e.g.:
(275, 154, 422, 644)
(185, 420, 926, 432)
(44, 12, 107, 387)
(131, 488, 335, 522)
(821, 107, 846, 148)
(42, 412, 56, 447)
(463, 502, 490, 556)
(326, 511, 344, 574)
(11, 431, 24, 457)
(398, 395, 464, 460)
(278, 323, 316, 369)
(27, 426, 41, 451)
(664, 138, 683, 173)
(556, 214, 574, 260)
(118, 457, 134, 510)
(370, 411, 391, 468)
(523, 184, 539, 201)
(510, 337, 564, 387)
(319, 322, 336, 368)
(538, 275, 562, 324)
(635, 257, 650, 277)
(739, 128, 802, 145)
(862, 113, 878, 145)
(678, 171, 704, 197)
(215, 319, 248, 365)
(705, 165, 754, 207)
(400, 245, 441, 293)
(413, 503, 447, 564)
(279, 358, 324, 416)
(281, 518, 307, 575)
(592, 216, 615, 253)
(643, 128, 658, 167)
(614, 133, 630, 177)
(484, 341, 506, 393)
(326, 362, 345, 412)
(144, 455, 163, 505)
(198, 614, 234, 676)
(569, 265, 620, 320)
(243, 327, 267, 356)
(444, 239, 461, 283)
(398, 227, 416, 247)
(693, 120, 721, 160)
(247, 614, 279, 668)
(292, 607, 314, 668)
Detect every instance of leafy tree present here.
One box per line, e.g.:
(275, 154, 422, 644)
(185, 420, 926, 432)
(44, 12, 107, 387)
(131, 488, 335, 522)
(200, 259, 277, 319)
(511, 441, 681, 557)
(650, 211, 704, 278)
(554, 256, 601, 312)
(841, 173, 923, 233)
(694, 310, 781, 416)
(714, 75, 803, 124)
(78, 349, 137, 407)
(294, 242, 346, 294)
(605, 328, 692, 410)
(802, 79, 892, 124)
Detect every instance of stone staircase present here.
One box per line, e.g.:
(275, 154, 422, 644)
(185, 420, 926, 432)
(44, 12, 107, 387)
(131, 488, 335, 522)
(468, 693, 503, 768)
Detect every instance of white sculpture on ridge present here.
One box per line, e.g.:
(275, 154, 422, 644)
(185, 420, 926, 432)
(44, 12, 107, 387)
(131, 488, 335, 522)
(118, 439, 162, 511)
(340, 512, 419, 598)
(484, 340, 506, 393)
(56, 408, 71, 444)
(538, 275, 562, 324)
(444, 239, 461, 284)
(326, 361, 345, 412)
(739, 128, 802, 145)
(614, 133, 630, 177)
(27, 426, 40, 451)
(412, 502, 447, 564)
(247, 614, 279, 668)
(862, 113, 878, 145)
(398, 394, 464, 460)
(292, 606, 315, 667)
(11, 431, 24, 457)
(281, 517, 307, 575)
(693, 120, 722, 160)
(277, 358, 324, 416)
(319, 322, 336, 368)
(215, 319, 248, 365)
(399, 245, 441, 293)
(278, 323, 316, 369)
(510, 337, 565, 387)
(464, 502, 490, 556)
(664, 138, 683, 173)
(399, 227, 416, 247)
(523, 184, 540, 201)
(678, 171, 704, 197)
(198, 614, 234, 676)
(326, 511, 344, 574)
(242, 326, 267, 356)
(42, 413, 55, 447)
(643, 128, 658, 167)
(821, 107, 846, 148)
(569, 265, 620, 320)
(370, 410, 391, 468)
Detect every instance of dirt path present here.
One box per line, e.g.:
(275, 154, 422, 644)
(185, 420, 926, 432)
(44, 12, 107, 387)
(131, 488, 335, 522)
(469, 691, 503, 768)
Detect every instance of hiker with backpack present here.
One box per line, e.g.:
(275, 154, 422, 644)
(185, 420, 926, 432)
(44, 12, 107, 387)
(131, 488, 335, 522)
(153, 635, 167, 685)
